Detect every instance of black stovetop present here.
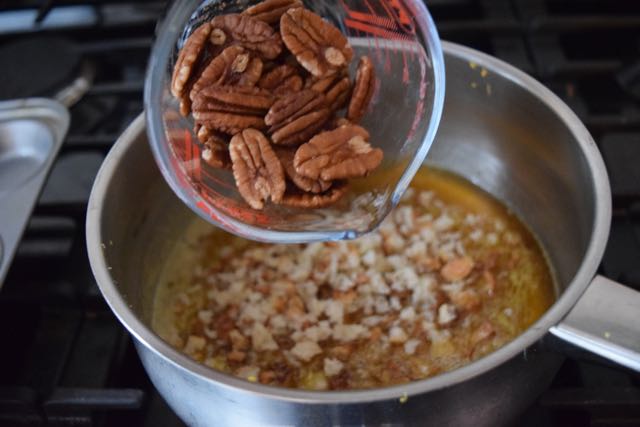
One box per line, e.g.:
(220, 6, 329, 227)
(0, 1, 639, 426)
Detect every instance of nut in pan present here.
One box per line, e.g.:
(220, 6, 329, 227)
(266, 89, 330, 146)
(280, 8, 353, 77)
(347, 56, 376, 123)
(243, 0, 303, 25)
(279, 181, 348, 208)
(230, 129, 286, 209)
(275, 148, 332, 194)
(293, 124, 383, 181)
(192, 85, 274, 134)
(211, 14, 282, 60)
(190, 46, 263, 100)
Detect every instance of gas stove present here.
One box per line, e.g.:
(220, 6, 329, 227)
(0, 1, 638, 426)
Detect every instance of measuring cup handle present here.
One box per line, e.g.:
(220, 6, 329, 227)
(550, 275, 640, 372)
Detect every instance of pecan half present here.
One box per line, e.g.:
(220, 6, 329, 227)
(279, 181, 348, 208)
(293, 124, 383, 181)
(190, 46, 263, 99)
(243, 0, 303, 25)
(306, 72, 351, 112)
(195, 124, 226, 144)
(172, 23, 213, 115)
(275, 148, 332, 193)
(327, 117, 352, 129)
(325, 76, 351, 112)
(204, 138, 232, 169)
(266, 89, 330, 145)
(211, 14, 282, 60)
(229, 129, 286, 209)
(193, 85, 274, 113)
(236, 55, 264, 87)
(271, 108, 330, 146)
(347, 56, 376, 122)
(258, 64, 303, 96)
(280, 8, 353, 77)
(171, 23, 212, 100)
(192, 85, 274, 134)
(195, 125, 231, 169)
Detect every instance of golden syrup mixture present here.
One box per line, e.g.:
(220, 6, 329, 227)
(152, 167, 556, 390)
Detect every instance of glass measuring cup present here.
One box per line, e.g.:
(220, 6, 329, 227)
(144, 0, 445, 243)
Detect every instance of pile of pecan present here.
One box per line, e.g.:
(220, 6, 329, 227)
(171, 0, 383, 210)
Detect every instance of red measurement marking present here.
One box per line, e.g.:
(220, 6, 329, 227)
(202, 190, 271, 225)
(402, 51, 409, 83)
(193, 143, 201, 182)
(168, 141, 190, 191)
(387, 0, 412, 27)
(196, 200, 212, 216)
(184, 129, 193, 179)
(407, 56, 429, 141)
(344, 18, 411, 41)
(339, 0, 398, 30)
(201, 166, 235, 190)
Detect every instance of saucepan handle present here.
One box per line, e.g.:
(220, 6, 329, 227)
(550, 275, 640, 372)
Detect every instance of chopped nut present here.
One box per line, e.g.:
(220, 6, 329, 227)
(291, 340, 322, 362)
(450, 289, 481, 312)
(251, 323, 279, 352)
(228, 350, 247, 362)
(323, 358, 344, 376)
(330, 345, 353, 361)
(404, 339, 420, 355)
(389, 326, 408, 344)
(259, 370, 276, 383)
(229, 329, 249, 351)
(237, 365, 260, 380)
(184, 335, 207, 356)
(441, 257, 475, 282)
(471, 321, 495, 346)
(324, 300, 344, 324)
(437, 303, 457, 326)
(333, 324, 368, 342)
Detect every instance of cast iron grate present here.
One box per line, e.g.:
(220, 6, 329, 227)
(0, 1, 638, 426)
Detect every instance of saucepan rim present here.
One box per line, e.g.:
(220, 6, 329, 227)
(86, 41, 611, 404)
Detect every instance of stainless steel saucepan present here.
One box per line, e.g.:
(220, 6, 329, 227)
(86, 42, 640, 427)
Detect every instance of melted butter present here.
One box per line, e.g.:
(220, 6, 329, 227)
(152, 166, 557, 389)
